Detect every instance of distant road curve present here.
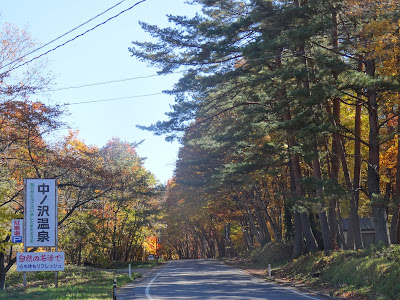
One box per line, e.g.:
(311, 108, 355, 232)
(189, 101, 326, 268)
(131, 259, 326, 300)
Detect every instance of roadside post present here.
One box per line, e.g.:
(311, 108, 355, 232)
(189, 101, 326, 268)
(129, 264, 132, 279)
(113, 278, 117, 300)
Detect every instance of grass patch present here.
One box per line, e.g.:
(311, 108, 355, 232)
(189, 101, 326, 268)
(0, 264, 142, 300)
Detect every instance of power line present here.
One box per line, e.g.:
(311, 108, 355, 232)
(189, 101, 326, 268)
(0, 0, 131, 71)
(42, 51, 308, 93)
(5, 0, 147, 74)
(44, 72, 182, 92)
(51, 74, 162, 91)
(63, 92, 164, 106)
(38, 48, 355, 93)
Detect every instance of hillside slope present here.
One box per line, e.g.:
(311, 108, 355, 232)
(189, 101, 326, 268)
(229, 243, 400, 300)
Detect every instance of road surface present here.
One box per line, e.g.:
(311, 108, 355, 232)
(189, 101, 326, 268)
(118, 259, 326, 300)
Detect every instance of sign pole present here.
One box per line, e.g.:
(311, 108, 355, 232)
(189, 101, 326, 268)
(55, 248, 58, 288)
(55, 180, 58, 288)
(23, 179, 27, 288)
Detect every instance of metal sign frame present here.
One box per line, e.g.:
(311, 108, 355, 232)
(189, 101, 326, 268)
(24, 179, 58, 248)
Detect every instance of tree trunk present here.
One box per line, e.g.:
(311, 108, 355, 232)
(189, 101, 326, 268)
(284, 196, 293, 241)
(240, 193, 269, 246)
(300, 213, 318, 252)
(291, 147, 318, 253)
(336, 203, 348, 249)
(0, 252, 5, 290)
(255, 208, 272, 244)
(232, 193, 257, 250)
(239, 218, 254, 251)
(278, 14, 319, 249)
(347, 58, 364, 249)
(284, 109, 318, 253)
(365, 59, 390, 245)
(254, 189, 280, 241)
(250, 191, 272, 244)
(292, 212, 303, 258)
(216, 236, 225, 258)
(395, 108, 400, 243)
(125, 239, 133, 262)
(391, 105, 400, 243)
(288, 159, 303, 257)
(330, 104, 340, 249)
(77, 242, 82, 265)
(329, 10, 354, 247)
(295, 13, 319, 252)
(205, 233, 216, 258)
(112, 227, 118, 261)
(312, 149, 332, 251)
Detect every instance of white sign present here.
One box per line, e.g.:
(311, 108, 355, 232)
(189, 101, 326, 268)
(11, 219, 23, 243)
(16, 252, 64, 272)
(25, 179, 57, 247)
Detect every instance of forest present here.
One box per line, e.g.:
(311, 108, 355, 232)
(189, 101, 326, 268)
(130, 0, 400, 259)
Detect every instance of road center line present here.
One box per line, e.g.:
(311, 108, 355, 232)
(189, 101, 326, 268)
(145, 261, 172, 299)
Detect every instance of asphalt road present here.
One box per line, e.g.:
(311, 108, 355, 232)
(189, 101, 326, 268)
(126, 259, 325, 300)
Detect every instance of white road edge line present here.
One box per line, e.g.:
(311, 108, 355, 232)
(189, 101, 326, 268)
(236, 267, 320, 300)
(145, 261, 172, 300)
(290, 289, 321, 300)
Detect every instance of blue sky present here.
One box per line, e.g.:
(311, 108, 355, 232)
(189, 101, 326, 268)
(0, 0, 199, 184)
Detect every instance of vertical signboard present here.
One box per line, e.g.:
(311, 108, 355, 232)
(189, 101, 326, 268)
(24, 179, 57, 247)
(11, 219, 23, 243)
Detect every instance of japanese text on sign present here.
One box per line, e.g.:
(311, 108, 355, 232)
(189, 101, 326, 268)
(16, 252, 65, 272)
(25, 179, 57, 247)
(11, 219, 23, 243)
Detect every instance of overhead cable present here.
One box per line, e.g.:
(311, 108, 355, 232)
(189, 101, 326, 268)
(44, 72, 181, 92)
(0, 0, 131, 71)
(5, 0, 147, 74)
(64, 92, 164, 106)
